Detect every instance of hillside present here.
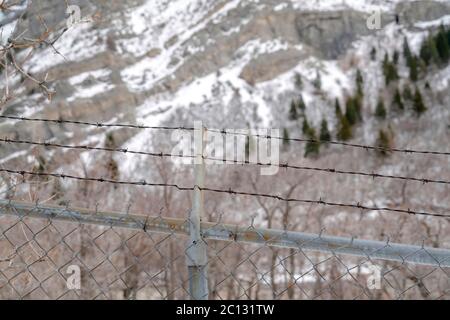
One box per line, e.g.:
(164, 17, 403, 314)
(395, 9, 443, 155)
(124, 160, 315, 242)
(0, 0, 449, 300)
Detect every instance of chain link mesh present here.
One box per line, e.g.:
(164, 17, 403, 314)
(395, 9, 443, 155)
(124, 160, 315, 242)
(1, 204, 448, 300)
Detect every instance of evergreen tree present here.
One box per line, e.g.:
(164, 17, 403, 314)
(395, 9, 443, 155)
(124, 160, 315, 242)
(420, 36, 441, 66)
(313, 71, 321, 90)
(393, 50, 399, 65)
(282, 128, 290, 149)
(420, 39, 432, 66)
(429, 37, 441, 65)
(408, 55, 419, 81)
(403, 37, 412, 62)
(345, 98, 358, 125)
(403, 85, 413, 102)
(382, 52, 389, 75)
(386, 62, 399, 85)
(353, 95, 363, 122)
(393, 88, 404, 111)
(356, 69, 364, 97)
(294, 73, 303, 89)
(297, 95, 306, 111)
(289, 99, 299, 121)
(375, 99, 387, 119)
(447, 28, 450, 47)
(413, 88, 427, 116)
(245, 136, 251, 161)
(382, 54, 399, 85)
(105, 133, 116, 149)
(436, 25, 450, 63)
(370, 47, 377, 61)
(337, 116, 352, 141)
(319, 119, 331, 144)
(335, 98, 342, 119)
(304, 127, 320, 158)
(302, 117, 311, 135)
(376, 129, 392, 157)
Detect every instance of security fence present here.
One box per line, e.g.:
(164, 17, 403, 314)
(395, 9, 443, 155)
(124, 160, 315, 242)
(0, 118, 450, 300)
(1, 199, 449, 300)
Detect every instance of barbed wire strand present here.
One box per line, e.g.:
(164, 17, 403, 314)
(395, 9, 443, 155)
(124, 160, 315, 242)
(1, 114, 450, 156)
(0, 167, 448, 219)
(1, 137, 449, 186)
(0, 114, 193, 131)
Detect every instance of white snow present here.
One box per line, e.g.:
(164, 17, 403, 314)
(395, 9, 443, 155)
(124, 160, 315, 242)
(415, 14, 450, 29)
(68, 69, 111, 86)
(24, 21, 108, 74)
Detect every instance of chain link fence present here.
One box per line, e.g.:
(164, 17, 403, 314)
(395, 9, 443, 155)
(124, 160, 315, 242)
(1, 200, 449, 300)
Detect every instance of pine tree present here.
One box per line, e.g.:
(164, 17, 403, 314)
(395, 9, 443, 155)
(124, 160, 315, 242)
(297, 95, 306, 111)
(335, 98, 342, 119)
(356, 69, 364, 97)
(376, 129, 392, 157)
(294, 73, 303, 89)
(447, 28, 450, 48)
(319, 119, 331, 144)
(345, 98, 358, 125)
(393, 88, 404, 111)
(413, 88, 427, 116)
(436, 25, 450, 63)
(370, 47, 377, 61)
(313, 71, 321, 90)
(289, 99, 299, 121)
(403, 85, 413, 102)
(105, 133, 116, 149)
(302, 116, 311, 135)
(422, 36, 441, 66)
(387, 62, 399, 85)
(393, 50, 399, 65)
(382, 52, 389, 75)
(282, 128, 290, 149)
(447, 27, 450, 45)
(353, 95, 363, 122)
(403, 37, 412, 62)
(431, 38, 441, 65)
(420, 39, 432, 66)
(382, 54, 399, 85)
(304, 127, 320, 158)
(375, 99, 387, 119)
(337, 116, 352, 141)
(245, 136, 250, 161)
(408, 55, 419, 81)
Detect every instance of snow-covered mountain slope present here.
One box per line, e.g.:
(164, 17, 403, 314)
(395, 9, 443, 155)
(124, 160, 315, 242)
(0, 0, 449, 212)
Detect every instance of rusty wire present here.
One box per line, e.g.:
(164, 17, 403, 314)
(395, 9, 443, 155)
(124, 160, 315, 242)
(1, 137, 449, 186)
(1, 114, 450, 156)
(0, 167, 448, 219)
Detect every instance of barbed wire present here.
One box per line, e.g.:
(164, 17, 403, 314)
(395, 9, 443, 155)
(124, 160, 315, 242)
(1, 114, 450, 156)
(0, 167, 448, 219)
(1, 137, 449, 186)
(0, 114, 194, 131)
(0, 137, 194, 159)
(206, 128, 450, 156)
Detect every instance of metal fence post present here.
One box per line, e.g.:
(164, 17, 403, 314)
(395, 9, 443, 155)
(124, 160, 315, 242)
(186, 121, 209, 300)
